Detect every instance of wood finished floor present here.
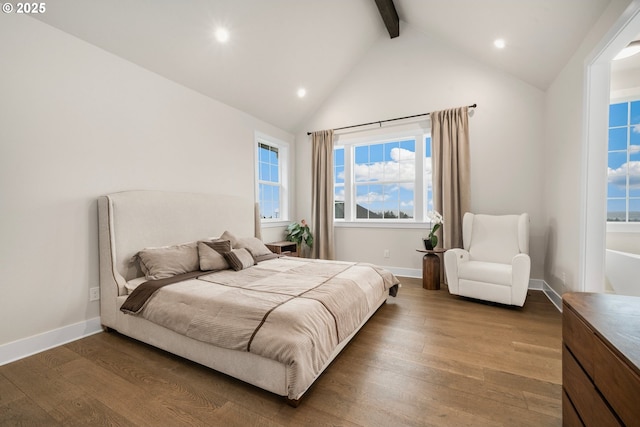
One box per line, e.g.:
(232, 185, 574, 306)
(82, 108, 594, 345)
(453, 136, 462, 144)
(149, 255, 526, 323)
(0, 278, 562, 427)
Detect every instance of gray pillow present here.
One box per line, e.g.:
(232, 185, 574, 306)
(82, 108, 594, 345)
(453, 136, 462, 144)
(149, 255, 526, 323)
(198, 240, 231, 271)
(224, 248, 256, 271)
(137, 242, 199, 280)
(236, 236, 273, 256)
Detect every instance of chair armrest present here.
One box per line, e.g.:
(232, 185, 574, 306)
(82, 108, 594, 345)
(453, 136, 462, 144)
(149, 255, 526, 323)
(444, 249, 469, 294)
(511, 253, 531, 306)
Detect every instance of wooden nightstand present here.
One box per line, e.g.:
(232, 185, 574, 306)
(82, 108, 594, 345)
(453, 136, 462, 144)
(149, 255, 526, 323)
(266, 241, 298, 257)
(416, 248, 447, 290)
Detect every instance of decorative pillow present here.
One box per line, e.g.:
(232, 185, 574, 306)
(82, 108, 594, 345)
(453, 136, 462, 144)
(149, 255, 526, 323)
(220, 230, 239, 248)
(136, 242, 199, 280)
(198, 240, 231, 271)
(236, 236, 273, 256)
(204, 238, 232, 254)
(223, 248, 256, 271)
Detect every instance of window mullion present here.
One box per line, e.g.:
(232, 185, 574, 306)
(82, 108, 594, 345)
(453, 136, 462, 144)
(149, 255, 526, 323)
(415, 134, 425, 221)
(344, 145, 353, 221)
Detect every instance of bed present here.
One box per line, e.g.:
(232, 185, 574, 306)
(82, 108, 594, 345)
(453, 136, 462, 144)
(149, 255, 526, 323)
(98, 190, 399, 405)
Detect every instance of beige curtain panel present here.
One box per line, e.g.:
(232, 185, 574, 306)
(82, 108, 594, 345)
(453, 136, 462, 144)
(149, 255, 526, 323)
(311, 129, 335, 259)
(431, 106, 471, 249)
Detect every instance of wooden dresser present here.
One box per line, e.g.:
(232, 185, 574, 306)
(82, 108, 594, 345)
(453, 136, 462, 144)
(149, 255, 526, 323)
(562, 292, 640, 427)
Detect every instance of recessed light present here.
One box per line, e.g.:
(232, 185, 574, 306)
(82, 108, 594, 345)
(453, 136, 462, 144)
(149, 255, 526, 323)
(494, 39, 506, 49)
(297, 88, 307, 98)
(215, 27, 229, 43)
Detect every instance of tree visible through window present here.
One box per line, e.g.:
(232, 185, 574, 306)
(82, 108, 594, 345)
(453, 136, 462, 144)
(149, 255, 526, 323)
(607, 100, 640, 222)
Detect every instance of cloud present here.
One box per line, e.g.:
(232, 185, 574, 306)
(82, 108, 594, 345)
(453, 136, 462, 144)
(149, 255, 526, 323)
(352, 148, 435, 193)
(347, 146, 433, 210)
(608, 161, 640, 189)
(634, 124, 640, 134)
(356, 191, 389, 204)
(354, 148, 415, 183)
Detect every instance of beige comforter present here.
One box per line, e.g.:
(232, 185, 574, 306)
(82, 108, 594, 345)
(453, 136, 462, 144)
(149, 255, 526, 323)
(132, 257, 398, 399)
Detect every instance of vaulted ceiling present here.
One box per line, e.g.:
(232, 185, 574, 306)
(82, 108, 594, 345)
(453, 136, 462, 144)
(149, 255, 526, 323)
(34, 0, 613, 132)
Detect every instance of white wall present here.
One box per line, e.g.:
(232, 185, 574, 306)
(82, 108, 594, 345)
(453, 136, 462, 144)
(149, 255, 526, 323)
(295, 23, 545, 277)
(0, 16, 292, 347)
(542, 0, 633, 295)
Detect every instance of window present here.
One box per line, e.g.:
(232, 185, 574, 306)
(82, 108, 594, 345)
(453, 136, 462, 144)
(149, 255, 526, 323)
(607, 99, 640, 222)
(334, 130, 433, 224)
(256, 134, 288, 221)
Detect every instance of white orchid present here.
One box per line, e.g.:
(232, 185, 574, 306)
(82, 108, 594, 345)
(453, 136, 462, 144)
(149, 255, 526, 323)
(426, 210, 443, 225)
(425, 211, 443, 249)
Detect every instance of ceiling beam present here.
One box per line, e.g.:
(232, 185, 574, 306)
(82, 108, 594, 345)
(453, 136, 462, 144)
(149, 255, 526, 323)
(374, 0, 399, 39)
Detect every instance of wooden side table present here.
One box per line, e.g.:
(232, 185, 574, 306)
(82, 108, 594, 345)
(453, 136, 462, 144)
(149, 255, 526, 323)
(416, 248, 447, 290)
(266, 241, 298, 257)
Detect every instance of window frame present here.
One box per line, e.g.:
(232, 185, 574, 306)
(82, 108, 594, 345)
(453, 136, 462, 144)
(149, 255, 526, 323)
(606, 95, 640, 232)
(255, 132, 289, 225)
(333, 125, 433, 228)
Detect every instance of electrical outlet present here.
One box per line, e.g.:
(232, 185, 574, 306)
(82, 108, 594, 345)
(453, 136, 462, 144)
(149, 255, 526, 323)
(89, 287, 100, 301)
(383, 249, 390, 258)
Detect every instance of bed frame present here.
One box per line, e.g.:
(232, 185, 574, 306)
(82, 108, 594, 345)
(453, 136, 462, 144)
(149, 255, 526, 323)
(98, 190, 388, 405)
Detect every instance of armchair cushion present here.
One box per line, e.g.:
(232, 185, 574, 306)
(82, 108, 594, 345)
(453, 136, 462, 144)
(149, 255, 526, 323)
(467, 215, 522, 264)
(458, 261, 511, 286)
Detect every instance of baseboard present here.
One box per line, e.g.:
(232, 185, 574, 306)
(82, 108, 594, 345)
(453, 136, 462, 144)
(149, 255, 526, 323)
(384, 266, 422, 278)
(528, 278, 545, 290)
(0, 317, 103, 366)
(389, 267, 562, 312)
(540, 281, 563, 312)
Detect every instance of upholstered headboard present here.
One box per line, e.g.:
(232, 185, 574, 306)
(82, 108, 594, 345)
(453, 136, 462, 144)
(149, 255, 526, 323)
(98, 190, 255, 298)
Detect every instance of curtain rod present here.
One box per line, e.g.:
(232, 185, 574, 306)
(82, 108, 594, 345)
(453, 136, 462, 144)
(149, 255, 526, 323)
(306, 103, 477, 136)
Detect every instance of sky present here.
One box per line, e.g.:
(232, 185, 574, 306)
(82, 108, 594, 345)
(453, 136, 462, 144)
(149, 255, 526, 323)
(258, 143, 280, 219)
(607, 100, 640, 221)
(335, 137, 433, 220)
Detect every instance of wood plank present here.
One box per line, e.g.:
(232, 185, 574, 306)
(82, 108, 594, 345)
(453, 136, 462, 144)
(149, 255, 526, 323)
(0, 396, 61, 427)
(56, 358, 211, 426)
(0, 373, 25, 407)
(0, 357, 86, 412)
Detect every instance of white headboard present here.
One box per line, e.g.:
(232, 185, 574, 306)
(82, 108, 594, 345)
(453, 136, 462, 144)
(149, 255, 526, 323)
(98, 190, 255, 296)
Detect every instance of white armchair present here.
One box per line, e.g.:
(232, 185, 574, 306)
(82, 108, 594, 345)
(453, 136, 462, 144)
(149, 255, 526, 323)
(444, 213, 531, 307)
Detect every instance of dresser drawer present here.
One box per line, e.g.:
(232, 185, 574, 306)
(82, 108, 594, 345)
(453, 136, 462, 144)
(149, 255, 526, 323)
(562, 389, 584, 427)
(563, 303, 595, 377)
(593, 337, 640, 427)
(562, 345, 621, 427)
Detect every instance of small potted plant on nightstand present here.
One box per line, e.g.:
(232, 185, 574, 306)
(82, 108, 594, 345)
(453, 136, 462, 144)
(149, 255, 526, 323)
(286, 219, 313, 257)
(424, 211, 443, 250)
